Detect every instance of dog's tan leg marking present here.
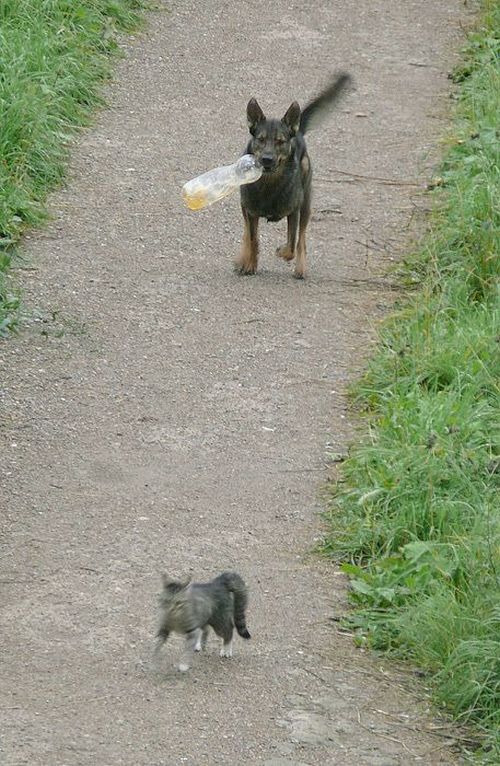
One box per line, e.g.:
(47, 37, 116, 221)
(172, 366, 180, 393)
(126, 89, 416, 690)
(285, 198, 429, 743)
(236, 209, 259, 275)
(294, 231, 307, 279)
(276, 209, 298, 261)
(276, 244, 294, 261)
(294, 161, 311, 279)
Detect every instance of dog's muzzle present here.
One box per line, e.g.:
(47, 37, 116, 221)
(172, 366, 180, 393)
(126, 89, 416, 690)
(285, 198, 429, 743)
(260, 155, 277, 171)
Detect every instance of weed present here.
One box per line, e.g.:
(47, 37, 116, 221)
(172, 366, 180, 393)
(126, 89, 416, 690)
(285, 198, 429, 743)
(0, 0, 148, 331)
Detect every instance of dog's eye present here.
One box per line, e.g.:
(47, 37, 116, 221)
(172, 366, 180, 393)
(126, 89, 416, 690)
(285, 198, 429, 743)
(256, 135, 266, 145)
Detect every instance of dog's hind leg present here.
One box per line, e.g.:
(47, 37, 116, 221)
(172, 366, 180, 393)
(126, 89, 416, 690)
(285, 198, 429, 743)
(294, 190, 311, 279)
(235, 208, 259, 275)
(294, 155, 312, 279)
(276, 210, 298, 262)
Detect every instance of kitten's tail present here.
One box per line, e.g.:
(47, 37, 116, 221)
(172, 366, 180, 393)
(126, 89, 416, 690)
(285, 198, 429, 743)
(219, 571, 251, 639)
(299, 72, 353, 134)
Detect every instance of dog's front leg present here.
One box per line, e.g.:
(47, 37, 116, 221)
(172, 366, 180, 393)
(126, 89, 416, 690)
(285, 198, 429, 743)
(276, 210, 298, 262)
(236, 208, 259, 275)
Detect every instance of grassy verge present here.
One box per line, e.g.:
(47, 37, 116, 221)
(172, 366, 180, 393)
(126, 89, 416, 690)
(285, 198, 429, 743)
(0, 0, 148, 335)
(323, 3, 499, 759)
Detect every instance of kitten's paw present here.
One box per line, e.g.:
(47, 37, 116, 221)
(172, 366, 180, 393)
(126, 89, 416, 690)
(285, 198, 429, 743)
(194, 628, 204, 651)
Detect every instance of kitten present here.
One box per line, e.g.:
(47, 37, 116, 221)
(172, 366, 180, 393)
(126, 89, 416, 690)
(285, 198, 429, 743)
(155, 571, 251, 671)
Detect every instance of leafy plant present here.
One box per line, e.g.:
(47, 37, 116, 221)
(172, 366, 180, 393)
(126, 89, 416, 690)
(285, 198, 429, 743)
(323, 3, 500, 759)
(0, 0, 148, 331)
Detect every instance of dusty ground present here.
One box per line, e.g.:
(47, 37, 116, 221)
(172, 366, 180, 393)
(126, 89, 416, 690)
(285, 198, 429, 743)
(1, 1, 472, 764)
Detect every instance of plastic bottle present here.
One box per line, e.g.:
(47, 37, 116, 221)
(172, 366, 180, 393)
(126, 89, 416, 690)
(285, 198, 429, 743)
(182, 154, 263, 210)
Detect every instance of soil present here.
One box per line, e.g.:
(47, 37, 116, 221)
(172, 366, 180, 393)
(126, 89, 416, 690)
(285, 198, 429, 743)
(1, 1, 473, 764)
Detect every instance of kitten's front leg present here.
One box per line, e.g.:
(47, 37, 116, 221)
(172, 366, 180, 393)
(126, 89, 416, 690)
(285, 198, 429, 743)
(153, 627, 170, 660)
(194, 628, 203, 652)
(178, 630, 198, 672)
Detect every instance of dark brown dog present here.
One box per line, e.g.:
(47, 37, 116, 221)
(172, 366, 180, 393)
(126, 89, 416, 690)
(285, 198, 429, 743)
(237, 73, 352, 279)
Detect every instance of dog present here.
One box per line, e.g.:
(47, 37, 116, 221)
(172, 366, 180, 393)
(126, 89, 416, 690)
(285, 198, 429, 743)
(154, 571, 251, 672)
(236, 72, 352, 279)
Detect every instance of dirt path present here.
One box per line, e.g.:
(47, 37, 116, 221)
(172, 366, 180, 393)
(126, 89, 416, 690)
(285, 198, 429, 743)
(1, 2, 471, 764)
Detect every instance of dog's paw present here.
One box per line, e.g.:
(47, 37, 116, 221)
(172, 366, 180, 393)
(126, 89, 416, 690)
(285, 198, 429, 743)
(234, 263, 257, 276)
(276, 245, 294, 262)
(293, 266, 305, 280)
(178, 662, 190, 672)
(220, 645, 233, 659)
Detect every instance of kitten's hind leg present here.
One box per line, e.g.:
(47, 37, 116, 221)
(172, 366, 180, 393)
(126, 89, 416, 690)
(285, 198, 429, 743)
(178, 630, 198, 672)
(201, 626, 209, 650)
(220, 627, 234, 658)
(194, 628, 205, 652)
(220, 637, 233, 658)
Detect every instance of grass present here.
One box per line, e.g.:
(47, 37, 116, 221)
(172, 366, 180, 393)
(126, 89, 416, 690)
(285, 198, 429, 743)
(0, 0, 148, 335)
(323, 2, 499, 760)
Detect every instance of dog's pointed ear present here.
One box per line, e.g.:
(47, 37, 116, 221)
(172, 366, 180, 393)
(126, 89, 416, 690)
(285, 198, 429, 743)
(247, 98, 265, 134)
(282, 101, 301, 135)
(180, 576, 192, 590)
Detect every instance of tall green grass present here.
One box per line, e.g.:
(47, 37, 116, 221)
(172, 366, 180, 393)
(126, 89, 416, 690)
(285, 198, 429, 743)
(323, 3, 499, 759)
(0, 0, 147, 334)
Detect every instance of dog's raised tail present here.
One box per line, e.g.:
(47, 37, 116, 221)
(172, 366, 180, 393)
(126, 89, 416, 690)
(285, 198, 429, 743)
(219, 571, 251, 639)
(299, 72, 353, 134)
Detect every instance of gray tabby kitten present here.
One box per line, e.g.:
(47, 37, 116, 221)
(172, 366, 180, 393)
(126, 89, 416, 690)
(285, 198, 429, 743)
(155, 571, 251, 671)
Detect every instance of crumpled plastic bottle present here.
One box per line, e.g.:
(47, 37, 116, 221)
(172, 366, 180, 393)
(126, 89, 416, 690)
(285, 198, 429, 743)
(182, 154, 263, 210)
